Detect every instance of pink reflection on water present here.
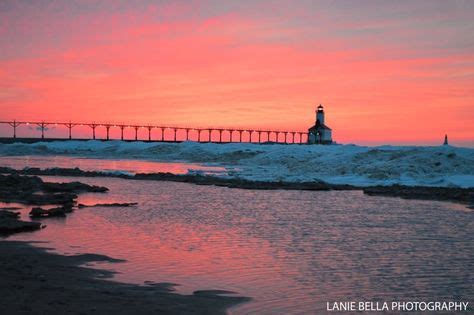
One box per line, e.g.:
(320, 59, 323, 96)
(4, 175, 473, 314)
(9, 198, 299, 299)
(0, 156, 227, 175)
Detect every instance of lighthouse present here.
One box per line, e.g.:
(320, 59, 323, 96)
(308, 104, 332, 144)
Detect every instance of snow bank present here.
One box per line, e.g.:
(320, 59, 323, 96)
(1, 140, 473, 187)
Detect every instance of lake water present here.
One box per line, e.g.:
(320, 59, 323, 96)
(1, 157, 473, 314)
(0, 155, 228, 175)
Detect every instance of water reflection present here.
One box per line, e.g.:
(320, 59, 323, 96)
(0, 156, 227, 175)
(6, 176, 474, 314)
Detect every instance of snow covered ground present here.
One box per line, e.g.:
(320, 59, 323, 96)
(0, 140, 473, 188)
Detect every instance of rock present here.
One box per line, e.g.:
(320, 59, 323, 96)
(2, 166, 473, 205)
(1, 166, 344, 191)
(193, 290, 237, 296)
(78, 202, 138, 208)
(29, 207, 50, 218)
(42, 182, 108, 193)
(0, 174, 107, 207)
(48, 207, 68, 217)
(363, 185, 474, 204)
(0, 217, 42, 235)
(0, 210, 20, 219)
(0, 173, 111, 235)
(0, 173, 44, 190)
(62, 204, 74, 213)
(23, 193, 77, 206)
(29, 207, 67, 218)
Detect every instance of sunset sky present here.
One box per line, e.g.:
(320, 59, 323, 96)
(1, 0, 473, 145)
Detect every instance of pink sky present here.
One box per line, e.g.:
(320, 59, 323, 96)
(0, 0, 473, 145)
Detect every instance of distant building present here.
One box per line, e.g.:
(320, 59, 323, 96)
(308, 104, 332, 144)
(443, 134, 448, 145)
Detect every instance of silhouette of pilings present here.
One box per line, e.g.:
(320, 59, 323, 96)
(8, 120, 21, 138)
(147, 126, 153, 141)
(35, 122, 49, 139)
(86, 123, 97, 140)
(105, 124, 112, 141)
(64, 121, 74, 139)
(0, 120, 308, 144)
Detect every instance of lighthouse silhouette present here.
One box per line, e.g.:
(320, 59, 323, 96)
(308, 104, 332, 144)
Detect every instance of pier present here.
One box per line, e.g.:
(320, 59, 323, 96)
(0, 120, 309, 144)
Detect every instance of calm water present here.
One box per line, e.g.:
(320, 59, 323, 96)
(1, 162, 473, 313)
(0, 155, 227, 175)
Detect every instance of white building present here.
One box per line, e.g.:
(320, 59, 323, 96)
(308, 104, 332, 144)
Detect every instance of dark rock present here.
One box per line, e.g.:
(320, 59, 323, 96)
(0, 174, 107, 207)
(1, 167, 337, 191)
(363, 185, 474, 204)
(42, 182, 108, 193)
(22, 193, 77, 206)
(133, 172, 335, 191)
(0, 173, 43, 192)
(62, 204, 74, 213)
(78, 202, 138, 208)
(0, 173, 110, 234)
(29, 207, 51, 218)
(2, 166, 473, 205)
(193, 290, 237, 296)
(29, 207, 67, 218)
(48, 207, 68, 217)
(0, 216, 42, 235)
(0, 210, 20, 219)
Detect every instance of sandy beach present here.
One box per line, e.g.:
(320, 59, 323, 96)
(0, 240, 248, 314)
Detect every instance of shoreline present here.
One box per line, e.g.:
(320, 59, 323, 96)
(1, 166, 473, 206)
(0, 173, 250, 314)
(0, 163, 472, 314)
(0, 240, 249, 314)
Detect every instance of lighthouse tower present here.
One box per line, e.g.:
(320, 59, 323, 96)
(308, 104, 332, 144)
(316, 104, 325, 124)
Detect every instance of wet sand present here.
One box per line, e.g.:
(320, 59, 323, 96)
(0, 240, 248, 314)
